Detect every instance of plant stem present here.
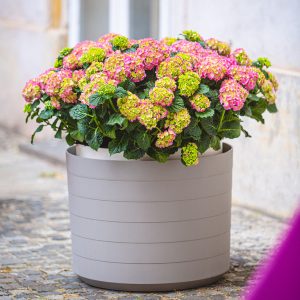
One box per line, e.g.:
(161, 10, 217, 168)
(92, 110, 105, 135)
(217, 110, 225, 132)
(109, 99, 118, 113)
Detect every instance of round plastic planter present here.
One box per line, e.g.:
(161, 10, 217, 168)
(66, 143, 233, 292)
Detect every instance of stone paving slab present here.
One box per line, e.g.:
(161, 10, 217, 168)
(0, 128, 286, 299)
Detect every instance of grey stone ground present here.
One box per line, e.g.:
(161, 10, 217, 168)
(0, 128, 286, 299)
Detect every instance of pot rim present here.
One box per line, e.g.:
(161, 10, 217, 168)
(66, 143, 232, 165)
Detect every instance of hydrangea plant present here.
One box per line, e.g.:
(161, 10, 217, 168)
(22, 31, 278, 166)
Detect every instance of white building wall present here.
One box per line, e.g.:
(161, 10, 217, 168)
(159, 0, 300, 217)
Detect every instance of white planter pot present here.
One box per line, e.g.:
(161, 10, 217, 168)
(66, 143, 233, 292)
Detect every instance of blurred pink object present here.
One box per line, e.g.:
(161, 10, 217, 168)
(244, 206, 300, 300)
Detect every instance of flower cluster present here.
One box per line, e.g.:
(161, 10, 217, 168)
(219, 79, 249, 111)
(155, 129, 176, 148)
(165, 108, 191, 134)
(138, 101, 168, 130)
(195, 55, 232, 81)
(182, 30, 204, 42)
(181, 143, 199, 166)
(157, 54, 193, 79)
(231, 48, 252, 66)
(189, 94, 210, 112)
(155, 77, 177, 91)
(178, 71, 201, 97)
(206, 38, 231, 56)
(22, 30, 279, 166)
(227, 65, 258, 91)
(149, 87, 174, 107)
(22, 79, 41, 103)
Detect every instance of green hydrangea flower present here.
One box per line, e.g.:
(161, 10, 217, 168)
(182, 30, 203, 42)
(80, 47, 106, 64)
(138, 103, 167, 130)
(257, 57, 271, 68)
(261, 80, 276, 104)
(44, 100, 53, 110)
(165, 108, 191, 134)
(189, 94, 211, 112)
(181, 143, 199, 166)
(54, 47, 73, 68)
(117, 92, 141, 121)
(78, 77, 89, 90)
(157, 54, 193, 80)
(178, 71, 201, 97)
(162, 37, 177, 46)
(267, 71, 279, 91)
(98, 84, 116, 98)
(149, 87, 174, 107)
(86, 62, 104, 78)
(155, 77, 177, 91)
(111, 35, 130, 50)
(206, 38, 231, 56)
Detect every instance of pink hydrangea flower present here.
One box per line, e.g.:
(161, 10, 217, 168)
(123, 53, 146, 82)
(169, 40, 205, 56)
(45, 69, 72, 97)
(102, 53, 126, 83)
(72, 69, 86, 83)
(227, 65, 258, 91)
(155, 129, 176, 148)
(136, 38, 169, 70)
(22, 79, 41, 103)
(63, 53, 82, 70)
(219, 79, 249, 111)
(37, 68, 57, 91)
(195, 54, 235, 81)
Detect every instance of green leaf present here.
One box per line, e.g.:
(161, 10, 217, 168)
(123, 44, 139, 53)
(114, 86, 128, 98)
(107, 113, 126, 126)
(197, 132, 210, 154)
(89, 93, 106, 106)
(31, 125, 44, 144)
(65, 133, 75, 146)
(70, 130, 84, 143)
(69, 104, 88, 120)
(247, 93, 261, 102)
(147, 148, 169, 163)
(123, 147, 145, 160)
(86, 129, 103, 151)
(241, 126, 252, 138)
(267, 103, 278, 113)
(249, 99, 267, 123)
(198, 84, 210, 95)
(102, 124, 116, 139)
(41, 94, 50, 102)
(39, 109, 54, 120)
(210, 136, 221, 150)
(31, 100, 40, 110)
(168, 95, 185, 113)
(54, 128, 62, 139)
(24, 103, 31, 113)
(135, 131, 151, 151)
(195, 108, 215, 119)
(119, 79, 136, 92)
(184, 121, 202, 141)
(108, 136, 128, 155)
(219, 120, 241, 139)
(200, 117, 218, 136)
(77, 118, 89, 136)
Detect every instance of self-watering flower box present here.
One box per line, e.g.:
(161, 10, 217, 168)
(23, 30, 278, 291)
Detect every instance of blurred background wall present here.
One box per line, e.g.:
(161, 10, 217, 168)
(0, 0, 299, 217)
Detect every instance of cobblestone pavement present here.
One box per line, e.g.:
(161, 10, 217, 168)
(0, 128, 286, 299)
